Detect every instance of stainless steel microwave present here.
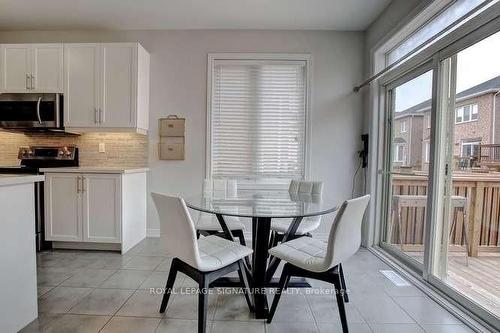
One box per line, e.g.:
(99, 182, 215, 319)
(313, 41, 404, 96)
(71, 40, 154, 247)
(0, 93, 63, 131)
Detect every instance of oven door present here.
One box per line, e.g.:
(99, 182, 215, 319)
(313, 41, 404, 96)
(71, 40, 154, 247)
(0, 93, 62, 129)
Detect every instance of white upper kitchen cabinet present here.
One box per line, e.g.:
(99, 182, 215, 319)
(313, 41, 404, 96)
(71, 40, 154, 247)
(63, 44, 101, 128)
(0, 43, 63, 93)
(31, 44, 64, 92)
(0, 44, 31, 92)
(64, 43, 150, 134)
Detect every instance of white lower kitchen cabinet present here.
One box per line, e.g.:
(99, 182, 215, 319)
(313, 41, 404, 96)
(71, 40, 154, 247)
(44, 169, 147, 253)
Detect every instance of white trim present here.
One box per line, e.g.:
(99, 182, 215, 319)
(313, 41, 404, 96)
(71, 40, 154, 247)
(205, 53, 312, 181)
(146, 228, 160, 237)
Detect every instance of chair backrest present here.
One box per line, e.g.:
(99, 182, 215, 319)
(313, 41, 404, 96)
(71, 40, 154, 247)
(289, 180, 323, 196)
(152, 193, 202, 269)
(323, 195, 370, 269)
(204, 178, 237, 197)
(289, 180, 300, 194)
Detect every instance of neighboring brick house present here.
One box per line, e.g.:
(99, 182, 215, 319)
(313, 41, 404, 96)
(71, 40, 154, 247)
(393, 114, 424, 169)
(394, 76, 500, 171)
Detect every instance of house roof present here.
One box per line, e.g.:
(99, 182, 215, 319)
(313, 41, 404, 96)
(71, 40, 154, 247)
(395, 75, 500, 118)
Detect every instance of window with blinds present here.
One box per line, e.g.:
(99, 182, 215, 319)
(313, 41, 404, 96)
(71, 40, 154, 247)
(209, 59, 308, 182)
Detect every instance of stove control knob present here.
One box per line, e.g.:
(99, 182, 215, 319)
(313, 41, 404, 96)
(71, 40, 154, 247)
(58, 150, 64, 156)
(65, 151, 72, 157)
(21, 149, 28, 156)
(27, 150, 33, 155)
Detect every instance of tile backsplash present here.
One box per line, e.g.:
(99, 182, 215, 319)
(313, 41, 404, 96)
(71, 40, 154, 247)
(0, 131, 148, 167)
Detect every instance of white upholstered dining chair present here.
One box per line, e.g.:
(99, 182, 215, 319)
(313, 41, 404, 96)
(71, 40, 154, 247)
(266, 195, 370, 333)
(152, 193, 254, 333)
(270, 180, 324, 238)
(196, 178, 247, 245)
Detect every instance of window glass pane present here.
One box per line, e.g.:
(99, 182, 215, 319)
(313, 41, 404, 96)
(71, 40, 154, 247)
(386, 70, 433, 265)
(471, 104, 478, 120)
(387, 0, 488, 65)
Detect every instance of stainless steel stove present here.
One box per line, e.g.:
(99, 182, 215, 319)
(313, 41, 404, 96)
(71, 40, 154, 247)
(0, 146, 79, 251)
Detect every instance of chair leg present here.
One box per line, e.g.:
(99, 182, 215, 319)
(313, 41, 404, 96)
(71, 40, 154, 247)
(237, 259, 254, 312)
(233, 229, 247, 246)
(339, 263, 349, 303)
(334, 273, 349, 333)
(267, 264, 289, 324)
(198, 276, 209, 333)
(160, 258, 178, 313)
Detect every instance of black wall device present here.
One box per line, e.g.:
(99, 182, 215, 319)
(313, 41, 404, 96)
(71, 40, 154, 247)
(360, 134, 369, 168)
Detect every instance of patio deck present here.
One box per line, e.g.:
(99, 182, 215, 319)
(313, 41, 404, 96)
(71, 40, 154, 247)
(408, 251, 500, 318)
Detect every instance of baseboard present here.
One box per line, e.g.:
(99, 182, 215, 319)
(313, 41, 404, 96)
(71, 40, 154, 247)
(147, 228, 160, 237)
(52, 241, 121, 252)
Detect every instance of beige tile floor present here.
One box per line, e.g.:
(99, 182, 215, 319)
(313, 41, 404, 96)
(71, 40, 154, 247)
(21, 238, 474, 333)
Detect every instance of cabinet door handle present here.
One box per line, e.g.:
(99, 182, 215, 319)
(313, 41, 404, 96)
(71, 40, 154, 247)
(95, 108, 99, 124)
(99, 108, 103, 124)
(76, 176, 81, 193)
(82, 177, 86, 192)
(30, 74, 35, 90)
(26, 74, 30, 90)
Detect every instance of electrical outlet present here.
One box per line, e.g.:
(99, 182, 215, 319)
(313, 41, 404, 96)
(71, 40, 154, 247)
(98, 142, 106, 153)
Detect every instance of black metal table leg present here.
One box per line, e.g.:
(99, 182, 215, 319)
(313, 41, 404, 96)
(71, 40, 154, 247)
(252, 216, 271, 319)
(215, 214, 234, 241)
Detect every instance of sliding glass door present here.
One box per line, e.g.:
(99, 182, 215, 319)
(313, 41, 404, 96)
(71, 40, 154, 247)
(431, 31, 500, 322)
(381, 66, 434, 268)
(379, 30, 500, 327)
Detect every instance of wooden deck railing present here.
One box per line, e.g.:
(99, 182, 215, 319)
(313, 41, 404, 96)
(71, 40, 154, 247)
(392, 173, 500, 256)
(479, 144, 500, 166)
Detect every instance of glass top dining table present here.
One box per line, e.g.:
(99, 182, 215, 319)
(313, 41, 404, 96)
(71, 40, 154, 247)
(184, 190, 339, 219)
(184, 190, 340, 319)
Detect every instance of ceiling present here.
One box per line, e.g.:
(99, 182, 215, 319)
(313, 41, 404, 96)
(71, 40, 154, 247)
(0, 0, 391, 31)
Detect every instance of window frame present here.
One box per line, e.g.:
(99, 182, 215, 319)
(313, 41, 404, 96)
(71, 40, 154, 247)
(400, 120, 407, 133)
(206, 53, 312, 185)
(461, 140, 481, 157)
(425, 141, 431, 163)
(393, 143, 406, 163)
(455, 103, 478, 124)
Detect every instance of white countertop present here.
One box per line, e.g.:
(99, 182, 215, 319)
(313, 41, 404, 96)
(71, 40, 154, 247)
(39, 167, 149, 174)
(0, 174, 44, 186)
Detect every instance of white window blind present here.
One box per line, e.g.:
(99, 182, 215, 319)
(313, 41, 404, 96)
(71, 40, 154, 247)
(210, 59, 307, 180)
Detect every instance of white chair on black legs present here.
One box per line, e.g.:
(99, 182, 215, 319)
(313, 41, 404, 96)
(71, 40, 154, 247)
(196, 179, 247, 246)
(270, 180, 324, 238)
(152, 193, 254, 333)
(266, 195, 370, 333)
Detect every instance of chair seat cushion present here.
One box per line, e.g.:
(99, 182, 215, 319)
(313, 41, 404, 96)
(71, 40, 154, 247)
(197, 235, 253, 272)
(268, 236, 332, 273)
(270, 217, 321, 235)
(196, 214, 245, 231)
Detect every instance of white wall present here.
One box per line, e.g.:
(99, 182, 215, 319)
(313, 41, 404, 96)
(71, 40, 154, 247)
(0, 30, 364, 237)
